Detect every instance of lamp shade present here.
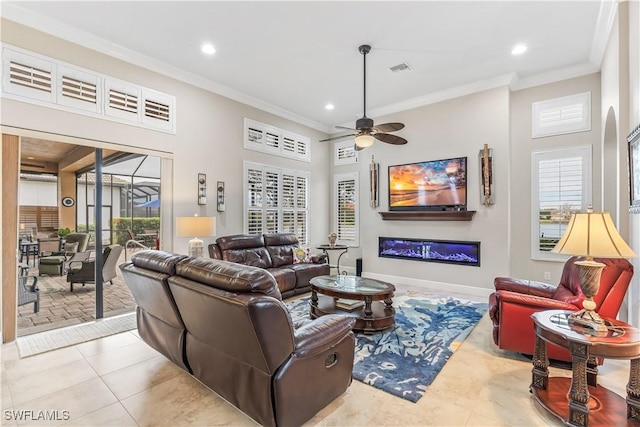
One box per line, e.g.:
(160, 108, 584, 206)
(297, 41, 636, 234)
(176, 216, 216, 238)
(355, 133, 375, 148)
(551, 211, 636, 258)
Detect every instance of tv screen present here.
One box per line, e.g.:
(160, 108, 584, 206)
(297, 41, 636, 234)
(388, 157, 467, 211)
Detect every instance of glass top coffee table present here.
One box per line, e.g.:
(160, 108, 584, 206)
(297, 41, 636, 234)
(309, 275, 395, 334)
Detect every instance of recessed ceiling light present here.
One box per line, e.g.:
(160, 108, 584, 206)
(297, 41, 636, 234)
(511, 44, 527, 55)
(27, 156, 35, 160)
(201, 43, 216, 55)
(325, 104, 335, 110)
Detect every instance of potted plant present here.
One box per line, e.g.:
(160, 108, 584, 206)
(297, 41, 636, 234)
(57, 227, 72, 238)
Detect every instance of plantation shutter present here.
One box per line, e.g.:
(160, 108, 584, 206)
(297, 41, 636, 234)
(334, 172, 359, 245)
(244, 162, 309, 244)
(531, 147, 591, 260)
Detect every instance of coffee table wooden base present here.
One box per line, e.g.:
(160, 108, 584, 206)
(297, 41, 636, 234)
(310, 295, 395, 334)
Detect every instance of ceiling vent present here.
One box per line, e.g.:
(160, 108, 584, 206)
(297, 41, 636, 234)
(388, 62, 412, 73)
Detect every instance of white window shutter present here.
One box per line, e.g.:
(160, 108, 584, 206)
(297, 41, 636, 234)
(334, 140, 358, 165)
(141, 88, 175, 131)
(334, 173, 359, 245)
(58, 65, 101, 113)
(3, 48, 55, 103)
(532, 92, 591, 138)
(104, 78, 140, 121)
(243, 118, 311, 162)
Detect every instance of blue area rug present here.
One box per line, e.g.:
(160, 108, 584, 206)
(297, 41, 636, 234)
(286, 292, 487, 402)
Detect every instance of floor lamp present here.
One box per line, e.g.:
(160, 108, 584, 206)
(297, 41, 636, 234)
(176, 216, 216, 258)
(552, 209, 636, 333)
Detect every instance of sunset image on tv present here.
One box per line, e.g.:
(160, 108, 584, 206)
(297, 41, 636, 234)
(389, 158, 467, 209)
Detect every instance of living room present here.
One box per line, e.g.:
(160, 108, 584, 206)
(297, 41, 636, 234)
(1, 1, 639, 426)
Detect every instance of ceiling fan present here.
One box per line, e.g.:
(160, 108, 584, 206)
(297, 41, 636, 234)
(320, 44, 407, 150)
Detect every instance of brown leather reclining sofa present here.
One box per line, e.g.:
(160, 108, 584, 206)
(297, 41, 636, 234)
(208, 233, 329, 298)
(120, 250, 355, 427)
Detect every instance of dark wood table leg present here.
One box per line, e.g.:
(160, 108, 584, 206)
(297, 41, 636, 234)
(310, 289, 318, 310)
(531, 334, 549, 391)
(586, 355, 598, 387)
(628, 358, 640, 423)
(568, 341, 590, 427)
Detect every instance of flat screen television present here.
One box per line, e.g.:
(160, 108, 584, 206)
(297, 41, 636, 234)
(388, 156, 467, 211)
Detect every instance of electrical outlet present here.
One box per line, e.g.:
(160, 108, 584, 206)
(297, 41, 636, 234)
(544, 272, 551, 280)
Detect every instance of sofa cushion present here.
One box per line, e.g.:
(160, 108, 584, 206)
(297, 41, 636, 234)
(224, 247, 272, 268)
(176, 257, 282, 300)
(288, 263, 330, 289)
(217, 234, 265, 251)
(267, 245, 297, 267)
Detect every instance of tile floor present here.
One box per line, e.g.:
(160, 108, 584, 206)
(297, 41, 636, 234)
(1, 298, 630, 426)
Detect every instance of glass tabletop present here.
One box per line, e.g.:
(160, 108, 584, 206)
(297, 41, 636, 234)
(310, 275, 395, 295)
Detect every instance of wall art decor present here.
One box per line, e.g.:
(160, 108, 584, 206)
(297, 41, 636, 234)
(370, 155, 379, 208)
(629, 123, 640, 213)
(197, 173, 207, 205)
(479, 144, 494, 207)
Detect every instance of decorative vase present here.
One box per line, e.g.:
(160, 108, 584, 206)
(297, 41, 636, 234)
(328, 232, 337, 248)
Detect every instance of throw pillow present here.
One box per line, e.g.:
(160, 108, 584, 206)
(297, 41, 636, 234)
(63, 241, 79, 254)
(293, 247, 312, 264)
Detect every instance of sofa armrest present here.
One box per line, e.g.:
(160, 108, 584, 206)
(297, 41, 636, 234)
(494, 277, 556, 298)
(293, 314, 355, 358)
(494, 289, 580, 311)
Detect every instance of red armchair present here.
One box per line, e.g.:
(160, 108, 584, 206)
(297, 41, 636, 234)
(488, 256, 634, 362)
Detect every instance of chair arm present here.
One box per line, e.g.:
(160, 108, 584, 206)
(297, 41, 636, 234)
(311, 253, 328, 264)
(68, 259, 95, 271)
(293, 314, 355, 358)
(494, 289, 580, 311)
(494, 277, 556, 298)
(26, 276, 38, 292)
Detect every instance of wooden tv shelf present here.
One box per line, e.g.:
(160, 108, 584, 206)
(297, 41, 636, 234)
(378, 211, 476, 221)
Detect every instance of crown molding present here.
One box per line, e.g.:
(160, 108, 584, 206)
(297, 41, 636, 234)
(589, 0, 618, 67)
(1, 3, 332, 134)
(509, 62, 600, 91)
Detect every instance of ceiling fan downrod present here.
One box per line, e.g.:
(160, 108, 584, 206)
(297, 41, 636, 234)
(357, 44, 373, 131)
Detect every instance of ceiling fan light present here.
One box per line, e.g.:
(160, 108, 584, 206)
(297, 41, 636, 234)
(355, 134, 375, 148)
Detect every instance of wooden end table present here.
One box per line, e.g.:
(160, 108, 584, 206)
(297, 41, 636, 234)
(309, 275, 395, 334)
(315, 245, 349, 275)
(530, 309, 640, 427)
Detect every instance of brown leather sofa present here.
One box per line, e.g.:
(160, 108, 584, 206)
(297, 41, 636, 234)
(120, 250, 356, 427)
(208, 233, 329, 298)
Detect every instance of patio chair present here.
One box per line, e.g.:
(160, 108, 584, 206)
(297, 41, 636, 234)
(39, 233, 90, 276)
(18, 276, 39, 313)
(67, 244, 123, 292)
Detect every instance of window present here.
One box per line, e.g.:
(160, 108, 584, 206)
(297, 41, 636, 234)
(244, 162, 309, 244)
(334, 140, 358, 165)
(243, 118, 311, 162)
(531, 146, 592, 260)
(334, 172, 359, 246)
(532, 92, 591, 138)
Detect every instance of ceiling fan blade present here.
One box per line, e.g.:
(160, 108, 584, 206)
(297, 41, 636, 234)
(335, 125, 357, 131)
(373, 133, 408, 145)
(319, 133, 357, 142)
(373, 122, 405, 132)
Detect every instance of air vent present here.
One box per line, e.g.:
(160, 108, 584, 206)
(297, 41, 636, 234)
(388, 63, 412, 73)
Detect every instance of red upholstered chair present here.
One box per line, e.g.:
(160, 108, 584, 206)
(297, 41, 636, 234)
(488, 256, 633, 363)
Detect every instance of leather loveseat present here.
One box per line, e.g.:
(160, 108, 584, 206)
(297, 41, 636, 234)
(208, 233, 329, 298)
(120, 250, 355, 427)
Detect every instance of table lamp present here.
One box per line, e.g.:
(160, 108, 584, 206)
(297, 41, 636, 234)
(552, 208, 636, 333)
(176, 215, 216, 258)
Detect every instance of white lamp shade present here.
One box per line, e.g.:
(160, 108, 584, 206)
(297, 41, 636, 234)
(355, 134, 375, 148)
(552, 211, 636, 258)
(176, 216, 216, 238)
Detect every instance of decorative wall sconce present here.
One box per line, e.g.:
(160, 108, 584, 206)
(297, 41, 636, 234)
(370, 155, 379, 208)
(479, 144, 494, 207)
(217, 181, 225, 212)
(198, 173, 207, 205)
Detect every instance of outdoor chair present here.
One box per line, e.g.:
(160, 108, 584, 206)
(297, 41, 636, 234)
(39, 233, 90, 276)
(67, 244, 123, 292)
(18, 276, 39, 313)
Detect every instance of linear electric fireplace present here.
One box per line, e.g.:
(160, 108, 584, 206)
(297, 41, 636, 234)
(378, 236, 480, 267)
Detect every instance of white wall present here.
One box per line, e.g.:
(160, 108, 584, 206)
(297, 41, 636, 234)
(332, 87, 511, 294)
(509, 73, 602, 283)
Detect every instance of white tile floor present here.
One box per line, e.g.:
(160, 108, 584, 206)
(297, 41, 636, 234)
(1, 304, 631, 426)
